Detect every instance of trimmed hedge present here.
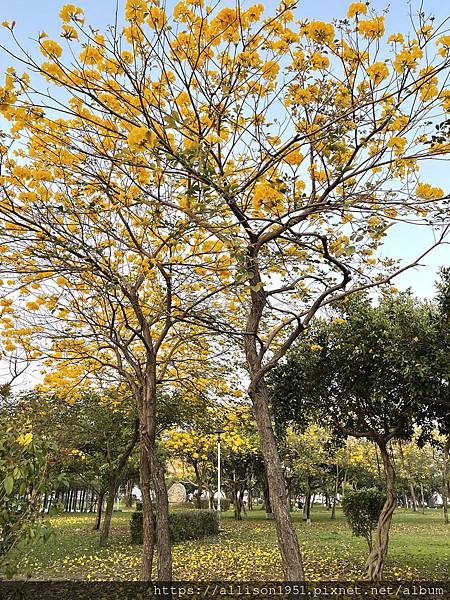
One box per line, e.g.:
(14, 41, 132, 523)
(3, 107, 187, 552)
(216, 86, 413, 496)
(130, 508, 219, 544)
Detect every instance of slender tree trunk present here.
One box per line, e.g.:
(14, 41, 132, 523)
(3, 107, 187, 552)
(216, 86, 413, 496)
(139, 444, 155, 581)
(443, 439, 449, 525)
(207, 483, 214, 509)
(99, 420, 139, 547)
(193, 462, 203, 509)
(124, 479, 134, 508)
(65, 490, 70, 512)
(365, 442, 396, 581)
(341, 469, 348, 498)
(88, 490, 95, 512)
(99, 483, 119, 546)
(93, 492, 104, 530)
(248, 486, 253, 511)
(303, 490, 312, 524)
(420, 482, 425, 514)
(332, 464, 339, 520)
(248, 379, 304, 579)
(409, 482, 418, 511)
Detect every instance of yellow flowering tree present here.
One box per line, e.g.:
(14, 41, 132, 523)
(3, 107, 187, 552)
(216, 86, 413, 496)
(1, 0, 450, 580)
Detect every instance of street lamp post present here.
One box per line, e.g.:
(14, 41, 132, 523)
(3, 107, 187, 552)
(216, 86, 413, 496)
(215, 428, 224, 532)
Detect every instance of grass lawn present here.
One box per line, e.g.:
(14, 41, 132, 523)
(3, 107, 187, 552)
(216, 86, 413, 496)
(13, 506, 449, 581)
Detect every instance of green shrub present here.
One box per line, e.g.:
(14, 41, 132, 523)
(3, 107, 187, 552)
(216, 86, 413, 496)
(342, 488, 386, 550)
(130, 509, 144, 544)
(169, 509, 219, 542)
(130, 509, 219, 544)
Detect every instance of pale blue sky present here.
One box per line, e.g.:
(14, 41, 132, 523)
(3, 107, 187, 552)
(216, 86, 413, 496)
(0, 0, 449, 298)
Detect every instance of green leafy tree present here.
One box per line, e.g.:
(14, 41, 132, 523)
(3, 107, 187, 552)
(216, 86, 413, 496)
(0, 398, 62, 577)
(271, 292, 443, 579)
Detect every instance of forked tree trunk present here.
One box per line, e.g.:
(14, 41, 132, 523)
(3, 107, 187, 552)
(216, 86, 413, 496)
(365, 442, 396, 581)
(139, 444, 155, 580)
(248, 379, 304, 580)
(244, 254, 304, 580)
(443, 440, 449, 525)
(99, 420, 139, 547)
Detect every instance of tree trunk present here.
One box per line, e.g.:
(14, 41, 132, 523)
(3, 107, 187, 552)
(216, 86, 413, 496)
(248, 379, 304, 579)
(303, 490, 312, 524)
(139, 444, 156, 581)
(365, 442, 396, 581)
(124, 479, 134, 508)
(341, 469, 348, 498)
(138, 365, 172, 581)
(99, 420, 139, 547)
(443, 439, 449, 525)
(88, 489, 96, 512)
(148, 443, 172, 580)
(332, 464, 339, 520)
(420, 482, 425, 514)
(93, 492, 104, 530)
(193, 462, 203, 509)
(262, 471, 273, 518)
(409, 482, 418, 512)
(243, 254, 304, 580)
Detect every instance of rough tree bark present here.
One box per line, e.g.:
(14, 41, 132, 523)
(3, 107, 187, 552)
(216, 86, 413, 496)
(139, 371, 172, 581)
(248, 379, 304, 579)
(139, 444, 156, 580)
(124, 479, 134, 508)
(365, 442, 396, 580)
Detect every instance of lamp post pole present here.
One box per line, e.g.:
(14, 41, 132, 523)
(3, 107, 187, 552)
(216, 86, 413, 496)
(216, 429, 224, 532)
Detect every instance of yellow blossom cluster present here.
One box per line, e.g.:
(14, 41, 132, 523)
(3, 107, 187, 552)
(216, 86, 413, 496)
(304, 21, 335, 44)
(358, 16, 385, 39)
(59, 4, 84, 23)
(347, 3, 368, 18)
(310, 52, 330, 70)
(393, 43, 423, 72)
(127, 126, 156, 152)
(366, 62, 389, 84)
(252, 181, 285, 212)
(416, 183, 444, 200)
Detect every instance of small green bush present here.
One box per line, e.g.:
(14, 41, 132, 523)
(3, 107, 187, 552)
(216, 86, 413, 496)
(130, 509, 219, 544)
(342, 488, 386, 550)
(130, 509, 144, 544)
